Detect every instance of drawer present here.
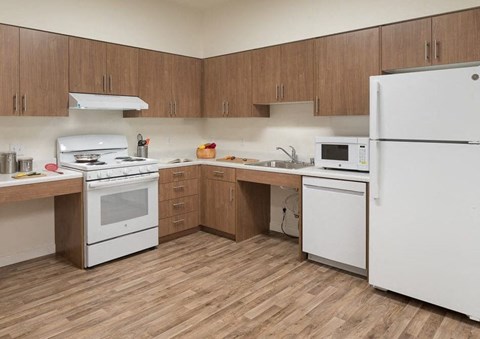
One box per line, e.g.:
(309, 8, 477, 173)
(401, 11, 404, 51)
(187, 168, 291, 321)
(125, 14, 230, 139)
(159, 179, 198, 201)
(159, 165, 199, 184)
(160, 195, 198, 218)
(202, 165, 235, 182)
(159, 211, 199, 237)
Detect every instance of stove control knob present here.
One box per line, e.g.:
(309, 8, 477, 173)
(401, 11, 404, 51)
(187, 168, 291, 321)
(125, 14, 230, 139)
(106, 170, 114, 177)
(123, 168, 130, 175)
(96, 172, 103, 179)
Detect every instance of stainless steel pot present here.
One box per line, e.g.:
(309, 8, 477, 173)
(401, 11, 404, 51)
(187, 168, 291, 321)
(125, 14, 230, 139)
(74, 153, 102, 162)
(17, 157, 33, 172)
(0, 152, 17, 174)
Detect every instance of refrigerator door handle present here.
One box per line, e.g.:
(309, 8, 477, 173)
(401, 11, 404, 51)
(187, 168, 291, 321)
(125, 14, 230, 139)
(370, 80, 381, 139)
(371, 140, 380, 200)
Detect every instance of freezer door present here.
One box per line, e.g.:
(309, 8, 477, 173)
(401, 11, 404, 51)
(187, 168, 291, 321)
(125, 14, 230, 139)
(369, 141, 480, 319)
(370, 66, 480, 141)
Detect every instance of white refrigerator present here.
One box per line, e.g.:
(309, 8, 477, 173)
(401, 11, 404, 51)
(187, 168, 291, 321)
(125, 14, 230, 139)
(369, 66, 480, 321)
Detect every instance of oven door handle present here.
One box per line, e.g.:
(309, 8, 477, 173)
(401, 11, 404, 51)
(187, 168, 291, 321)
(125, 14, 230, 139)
(87, 173, 159, 190)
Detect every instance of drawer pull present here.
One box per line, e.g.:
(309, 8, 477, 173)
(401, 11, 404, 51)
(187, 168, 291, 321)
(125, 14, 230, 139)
(172, 202, 185, 208)
(213, 171, 224, 176)
(173, 185, 185, 191)
(172, 171, 185, 176)
(172, 219, 185, 225)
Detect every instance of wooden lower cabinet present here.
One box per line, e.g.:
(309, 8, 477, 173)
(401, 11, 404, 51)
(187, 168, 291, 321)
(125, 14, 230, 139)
(203, 180, 236, 235)
(159, 211, 198, 237)
(159, 166, 200, 238)
(201, 166, 236, 236)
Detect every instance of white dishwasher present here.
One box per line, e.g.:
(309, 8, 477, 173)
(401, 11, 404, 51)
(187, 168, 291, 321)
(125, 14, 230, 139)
(302, 176, 367, 276)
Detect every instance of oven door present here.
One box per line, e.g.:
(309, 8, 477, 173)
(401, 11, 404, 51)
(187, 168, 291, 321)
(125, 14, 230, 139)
(85, 173, 159, 244)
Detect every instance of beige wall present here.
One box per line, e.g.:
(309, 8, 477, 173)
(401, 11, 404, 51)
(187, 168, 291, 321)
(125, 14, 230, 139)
(203, 0, 480, 57)
(0, 0, 204, 57)
(1, 0, 479, 265)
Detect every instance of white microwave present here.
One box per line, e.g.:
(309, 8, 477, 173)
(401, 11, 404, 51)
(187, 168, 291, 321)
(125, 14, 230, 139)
(315, 136, 369, 172)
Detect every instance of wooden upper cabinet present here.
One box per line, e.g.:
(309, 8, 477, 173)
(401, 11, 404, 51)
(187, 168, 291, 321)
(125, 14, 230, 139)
(69, 37, 106, 94)
(252, 40, 313, 104)
(106, 44, 138, 96)
(203, 51, 266, 118)
(252, 45, 281, 104)
(20, 29, 68, 116)
(0, 25, 19, 116)
(69, 37, 138, 96)
(135, 49, 173, 117)
(171, 55, 202, 117)
(128, 50, 202, 118)
(226, 51, 253, 117)
(381, 18, 432, 71)
(280, 40, 314, 102)
(203, 55, 228, 117)
(382, 8, 480, 71)
(314, 28, 380, 116)
(432, 8, 480, 65)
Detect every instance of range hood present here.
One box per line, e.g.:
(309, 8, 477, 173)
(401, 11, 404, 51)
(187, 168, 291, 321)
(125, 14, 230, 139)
(69, 93, 148, 111)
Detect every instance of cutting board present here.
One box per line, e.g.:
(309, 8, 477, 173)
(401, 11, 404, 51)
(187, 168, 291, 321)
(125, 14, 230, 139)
(12, 173, 47, 179)
(216, 157, 259, 164)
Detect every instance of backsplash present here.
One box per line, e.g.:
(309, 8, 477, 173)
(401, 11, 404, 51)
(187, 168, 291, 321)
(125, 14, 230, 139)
(0, 103, 368, 160)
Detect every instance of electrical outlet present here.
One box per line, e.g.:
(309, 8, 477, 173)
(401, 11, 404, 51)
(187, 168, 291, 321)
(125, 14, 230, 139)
(9, 143, 24, 156)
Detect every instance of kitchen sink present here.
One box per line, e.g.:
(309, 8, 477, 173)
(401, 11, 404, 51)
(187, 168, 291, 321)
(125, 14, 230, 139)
(246, 160, 311, 170)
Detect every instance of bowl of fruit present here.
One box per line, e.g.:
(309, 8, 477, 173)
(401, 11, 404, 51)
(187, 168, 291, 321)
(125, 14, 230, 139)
(196, 142, 217, 159)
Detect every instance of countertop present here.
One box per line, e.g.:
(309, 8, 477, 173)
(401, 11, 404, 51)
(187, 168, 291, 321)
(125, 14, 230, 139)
(0, 156, 369, 188)
(0, 168, 83, 188)
(157, 158, 370, 183)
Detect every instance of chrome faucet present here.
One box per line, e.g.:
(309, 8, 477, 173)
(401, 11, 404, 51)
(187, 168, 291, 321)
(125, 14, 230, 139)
(276, 146, 299, 163)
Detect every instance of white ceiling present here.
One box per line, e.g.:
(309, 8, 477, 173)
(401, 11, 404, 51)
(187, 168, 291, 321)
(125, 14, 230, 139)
(166, 0, 233, 10)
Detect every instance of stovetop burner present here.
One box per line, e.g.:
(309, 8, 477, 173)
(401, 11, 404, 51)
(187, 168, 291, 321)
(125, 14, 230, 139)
(85, 161, 107, 166)
(115, 156, 146, 162)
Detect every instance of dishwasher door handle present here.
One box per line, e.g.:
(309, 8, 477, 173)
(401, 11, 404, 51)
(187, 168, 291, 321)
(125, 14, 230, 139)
(303, 184, 365, 196)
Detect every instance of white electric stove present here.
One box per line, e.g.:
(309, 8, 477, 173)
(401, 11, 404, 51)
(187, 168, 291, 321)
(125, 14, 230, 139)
(57, 134, 159, 268)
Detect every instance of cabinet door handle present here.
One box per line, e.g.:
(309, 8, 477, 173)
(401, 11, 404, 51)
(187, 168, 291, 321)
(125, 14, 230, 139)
(103, 75, 106, 92)
(172, 218, 185, 225)
(424, 41, 430, 61)
(222, 101, 226, 116)
(22, 94, 27, 114)
(315, 96, 319, 114)
(226, 101, 229, 116)
(229, 187, 234, 202)
(434, 40, 439, 60)
(281, 84, 285, 99)
(169, 101, 173, 117)
(172, 202, 185, 208)
(275, 85, 279, 100)
(13, 94, 18, 114)
(213, 170, 224, 176)
(173, 185, 185, 191)
(172, 171, 185, 177)
(174, 100, 177, 116)
(109, 75, 112, 93)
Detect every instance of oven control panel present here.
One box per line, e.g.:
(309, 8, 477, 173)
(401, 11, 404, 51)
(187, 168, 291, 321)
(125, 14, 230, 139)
(85, 165, 158, 181)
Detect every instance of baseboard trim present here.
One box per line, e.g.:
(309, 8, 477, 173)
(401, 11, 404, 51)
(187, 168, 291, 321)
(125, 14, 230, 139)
(159, 227, 200, 243)
(0, 244, 56, 268)
(199, 226, 236, 240)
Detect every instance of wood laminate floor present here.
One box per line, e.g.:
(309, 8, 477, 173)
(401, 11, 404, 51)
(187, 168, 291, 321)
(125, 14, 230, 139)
(0, 232, 479, 338)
